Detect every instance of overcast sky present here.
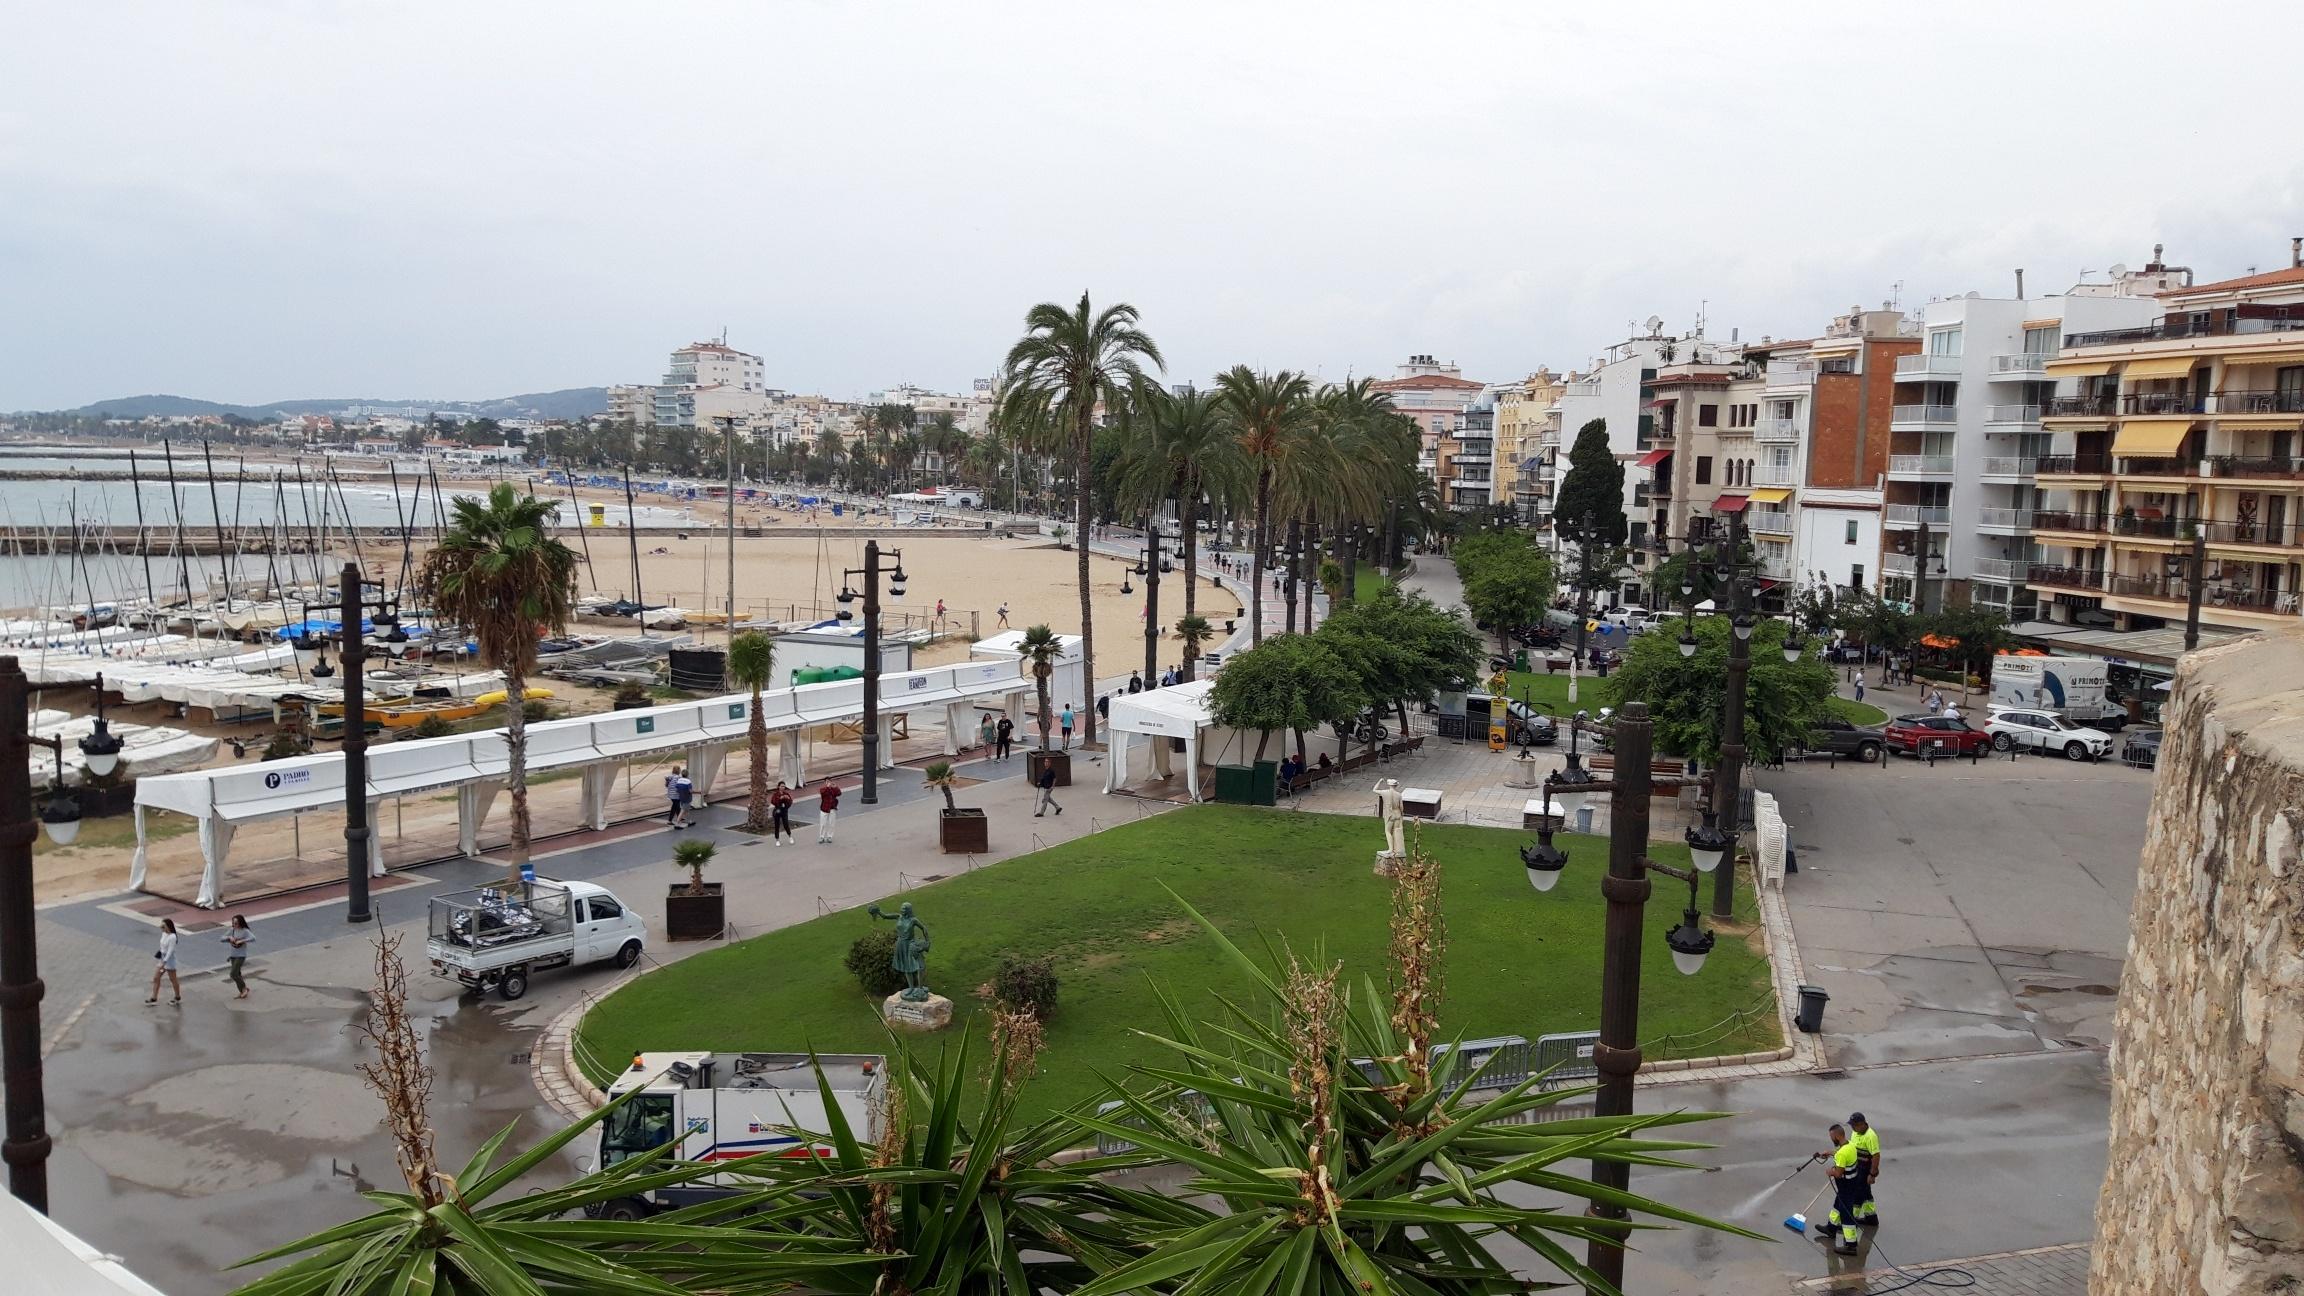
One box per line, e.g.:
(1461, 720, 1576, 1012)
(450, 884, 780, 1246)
(5, 1, 2301, 411)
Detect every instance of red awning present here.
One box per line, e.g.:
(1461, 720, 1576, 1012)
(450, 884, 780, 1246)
(1635, 448, 1672, 467)
(1755, 578, 1782, 591)
(1712, 494, 1750, 513)
(1641, 398, 1670, 411)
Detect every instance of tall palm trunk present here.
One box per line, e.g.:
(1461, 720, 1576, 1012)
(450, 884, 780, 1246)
(1075, 408, 1097, 746)
(1250, 468, 1270, 646)
(1180, 477, 1200, 623)
(504, 662, 531, 885)
(743, 681, 770, 832)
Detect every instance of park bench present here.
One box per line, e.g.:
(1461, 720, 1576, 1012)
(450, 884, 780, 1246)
(1586, 753, 1688, 800)
(1542, 655, 1574, 674)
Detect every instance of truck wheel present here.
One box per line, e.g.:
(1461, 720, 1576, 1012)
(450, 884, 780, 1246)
(599, 1197, 652, 1222)
(2064, 741, 2089, 762)
(614, 941, 642, 970)
(1857, 742, 1881, 764)
(499, 970, 529, 1001)
(1992, 733, 2014, 752)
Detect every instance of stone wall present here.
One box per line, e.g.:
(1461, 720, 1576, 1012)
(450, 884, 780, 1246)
(2091, 629, 2304, 1295)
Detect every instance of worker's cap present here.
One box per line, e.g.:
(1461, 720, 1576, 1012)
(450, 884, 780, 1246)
(1847, 1112, 1867, 1125)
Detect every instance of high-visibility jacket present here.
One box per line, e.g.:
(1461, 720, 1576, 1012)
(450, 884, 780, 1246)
(1853, 1126, 1881, 1173)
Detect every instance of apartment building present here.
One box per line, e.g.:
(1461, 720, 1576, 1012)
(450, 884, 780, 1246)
(1884, 276, 2167, 617)
(609, 339, 774, 432)
(1773, 310, 1917, 597)
(1374, 355, 1485, 491)
(1440, 397, 1498, 510)
(1496, 369, 1565, 521)
(1547, 332, 1676, 569)
(2028, 246, 2304, 634)
(1641, 347, 1766, 556)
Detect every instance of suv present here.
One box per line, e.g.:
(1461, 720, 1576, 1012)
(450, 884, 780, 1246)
(1605, 606, 1655, 634)
(1883, 712, 1991, 758)
(1786, 716, 1884, 764)
(1985, 708, 2113, 762)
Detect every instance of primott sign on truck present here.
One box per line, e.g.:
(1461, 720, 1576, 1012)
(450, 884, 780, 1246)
(1989, 654, 2115, 723)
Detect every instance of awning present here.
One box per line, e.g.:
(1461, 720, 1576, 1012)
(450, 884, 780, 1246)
(2112, 422, 2191, 455)
(1635, 448, 1672, 467)
(1641, 399, 1670, 412)
(1747, 487, 1792, 504)
(1712, 494, 1750, 513)
(2044, 358, 2114, 376)
(1920, 633, 1959, 649)
(2223, 350, 2304, 368)
(2122, 355, 2200, 381)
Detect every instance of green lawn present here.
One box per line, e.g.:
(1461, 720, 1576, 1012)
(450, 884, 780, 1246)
(1501, 668, 1621, 715)
(577, 805, 1776, 1119)
(1353, 566, 1393, 602)
(1825, 697, 1889, 726)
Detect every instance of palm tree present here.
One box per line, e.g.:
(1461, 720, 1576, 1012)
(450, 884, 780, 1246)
(419, 483, 578, 882)
(727, 630, 777, 832)
(1115, 385, 1243, 626)
(1016, 624, 1062, 751)
(999, 294, 1164, 747)
(1213, 366, 1315, 645)
(922, 759, 958, 811)
(1173, 612, 1213, 682)
(672, 837, 715, 895)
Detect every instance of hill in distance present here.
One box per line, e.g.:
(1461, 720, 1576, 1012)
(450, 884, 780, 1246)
(69, 387, 609, 422)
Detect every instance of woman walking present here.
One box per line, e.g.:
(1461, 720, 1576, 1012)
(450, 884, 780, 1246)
(221, 915, 254, 999)
(147, 918, 181, 1005)
(769, 781, 795, 846)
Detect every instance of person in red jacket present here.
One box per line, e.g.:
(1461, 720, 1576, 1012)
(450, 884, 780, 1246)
(816, 780, 841, 844)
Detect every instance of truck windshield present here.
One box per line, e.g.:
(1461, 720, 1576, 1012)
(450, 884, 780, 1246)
(599, 1093, 676, 1167)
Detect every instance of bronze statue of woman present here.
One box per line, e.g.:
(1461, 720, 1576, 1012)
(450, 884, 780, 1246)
(866, 901, 932, 1001)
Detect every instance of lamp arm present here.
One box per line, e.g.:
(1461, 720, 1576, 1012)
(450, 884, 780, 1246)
(1642, 856, 1701, 887)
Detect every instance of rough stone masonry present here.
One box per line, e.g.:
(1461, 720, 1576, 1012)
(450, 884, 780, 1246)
(2091, 629, 2304, 1295)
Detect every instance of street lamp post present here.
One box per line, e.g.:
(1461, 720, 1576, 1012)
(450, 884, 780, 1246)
(838, 541, 906, 804)
(1, 656, 60, 1213)
(1134, 526, 1165, 685)
(2165, 524, 2207, 651)
(1710, 510, 1752, 920)
(333, 562, 398, 924)
(1529, 701, 1716, 1288)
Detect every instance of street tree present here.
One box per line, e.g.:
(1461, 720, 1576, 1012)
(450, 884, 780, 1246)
(1552, 418, 1627, 602)
(1315, 586, 1482, 736)
(1609, 613, 1836, 764)
(1206, 632, 1363, 761)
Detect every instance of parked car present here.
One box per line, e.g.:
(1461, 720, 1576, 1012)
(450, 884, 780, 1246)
(1501, 699, 1556, 746)
(1784, 716, 1884, 764)
(1883, 713, 1992, 758)
(1604, 606, 1656, 634)
(2120, 728, 2163, 769)
(1984, 708, 2113, 761)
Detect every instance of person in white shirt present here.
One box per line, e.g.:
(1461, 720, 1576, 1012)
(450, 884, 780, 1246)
(146, 918, 181, 1005)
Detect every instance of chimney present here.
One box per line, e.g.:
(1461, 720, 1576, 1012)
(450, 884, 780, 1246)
(2151, 243, 2165, 271)
(2015, 268, 2025, 298)
(2292, 236, 2301, 269)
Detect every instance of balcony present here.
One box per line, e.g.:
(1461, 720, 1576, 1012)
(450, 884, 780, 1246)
(2214, 389, 2304, 416)
(1887, 455, 1956, 480)
(2116, 455, 2202, 479)
(1891, 403, 1960, 428)
(1757, 553, 1795, 581)
(2122, 391, 2205, 417)
(2043, 394, 2117, 420)
(2103, 573, 2303, 617)
(1880, 551, 1916, 575)
(1755, 417, 1800, 443)
(1979, 456, 2038, 482)
(2198, 517, 2304, 550)
(1971, 557, 2032, 583)
(1894, 354, 1964, 380)
(1746, 510, 1794, 537)
(1765, 362, 1818, 389)
(1984, 403, 2041, 428)
(2205, 454, 2304, 480)
(1753, 462, 1797, 488)
(1883, 504, 1952, 529)
(1976, 508, 2035, 534)
(1990, 353, 2053, 380)
(2033, 510, 2107, 535)
(2064, 314, 2304, 349)
(2029, 564, 2104, 593)
(2036, 454, 2112, 477)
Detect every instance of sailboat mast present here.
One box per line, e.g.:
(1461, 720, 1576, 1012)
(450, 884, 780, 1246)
(129, 449, 157, 612)
(624, 463, 646, 638)
(162, 440, 193, 613)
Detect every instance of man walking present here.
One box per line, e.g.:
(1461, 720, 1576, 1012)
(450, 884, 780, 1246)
(996, 601, 1010, 629)
(1819, 1123, 1866, 1256)
(1059, 703, 1075, 749)
(1847, 1112, 1883, 1226)
(995, 715, 1014, 761)
(1853, 676, 1866, 706)
(1127, 670, 1143, 694)
(816, 779, 841, 843)
(1033, 761, 1062, 817)
(666, 764, 693, 829)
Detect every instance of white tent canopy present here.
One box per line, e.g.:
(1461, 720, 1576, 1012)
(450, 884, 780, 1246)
(1103, 679, 1216, 801)
(2, 1195, 167, 1296)
(133, 655, 1037, 907)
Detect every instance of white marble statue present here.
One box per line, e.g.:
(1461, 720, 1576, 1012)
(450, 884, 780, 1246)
(1375, 778, 1406, 857)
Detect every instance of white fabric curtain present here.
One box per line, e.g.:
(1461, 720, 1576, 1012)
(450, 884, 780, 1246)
(127, 804, 150, 891)
(459, 779, 505, 857)
(194, 818, 236, 909)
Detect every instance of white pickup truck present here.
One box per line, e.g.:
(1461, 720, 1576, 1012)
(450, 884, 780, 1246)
(425, 876, 646, 1001)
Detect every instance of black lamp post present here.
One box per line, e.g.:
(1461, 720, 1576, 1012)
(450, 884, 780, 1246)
(838, 541, 906, 804)
(1523, 701, 1716, 1288)
(1132, 526, 1168, 686)
(331, 562, 398, 924)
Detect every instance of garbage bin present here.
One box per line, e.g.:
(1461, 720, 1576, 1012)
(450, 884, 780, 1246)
(1795, 984, 1830, 1034)
(1513, 649, 1529, 672)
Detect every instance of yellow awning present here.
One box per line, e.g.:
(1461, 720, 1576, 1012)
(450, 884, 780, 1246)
(2111, 422, 2191, 455)
(2044, 358, 2114, 376)
(1746, 487, 1792, 504)
(2222, 350, 2304, 368)
(2121, 355, 2200, 381)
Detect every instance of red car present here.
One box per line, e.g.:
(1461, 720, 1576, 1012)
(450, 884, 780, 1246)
(1882, 712, 1991, 757)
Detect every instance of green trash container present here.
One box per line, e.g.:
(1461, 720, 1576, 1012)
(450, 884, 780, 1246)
(1249, 760, 1279, 806)
(1513, 649, 1529, 672)
(1213, 764, 1253, 804)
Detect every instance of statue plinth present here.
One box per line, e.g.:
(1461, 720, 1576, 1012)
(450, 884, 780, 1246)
(1374, 850, 1405, 877)
(1507, 752, 1540, 788)
(882, 992, 954, 1033)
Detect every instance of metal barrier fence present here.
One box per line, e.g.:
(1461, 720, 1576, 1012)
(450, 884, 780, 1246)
(1532, 1031, 1601, 1089)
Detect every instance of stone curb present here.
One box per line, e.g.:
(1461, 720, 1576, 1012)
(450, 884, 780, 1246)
(531, 984, 617, 1123)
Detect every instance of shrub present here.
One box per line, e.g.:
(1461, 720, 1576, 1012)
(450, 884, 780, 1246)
(990, 955, 1059, 1021)
(410, 714, 456, 741)
(844, 930, 906, 998)
(612, 681, 651, 707)
(522, 698, 553, 722)
(261, 731, 310, 762)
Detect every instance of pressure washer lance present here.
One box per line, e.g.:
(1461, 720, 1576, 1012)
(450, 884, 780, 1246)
(1782, 1180, 1830, 1236)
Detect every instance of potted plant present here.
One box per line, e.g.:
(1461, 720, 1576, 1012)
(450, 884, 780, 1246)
(923, 760, 988, 853)
(665, 838, 724, 941)
(1016, 624, 1070, 786)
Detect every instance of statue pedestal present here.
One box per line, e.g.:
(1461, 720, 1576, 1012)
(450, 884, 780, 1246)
(1374, 850, 1405, 877)
(882, 992, 954, 1033)
(1507, 752, 1540, 789)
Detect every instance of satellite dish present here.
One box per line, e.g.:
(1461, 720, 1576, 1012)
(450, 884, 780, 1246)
(2108, 263, 2129, 278)
(1644, 315, 1664, 334)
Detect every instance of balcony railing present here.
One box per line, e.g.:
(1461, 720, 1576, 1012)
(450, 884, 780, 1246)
(2029, 564, 2104, 592)
(2065, 314, 2304, 349)
(2034, 510, 2108, 534)
(1883, 504, 1953, 527)
(2103, 572, 2303, 616)
(1746, 510, 1794, 536)
(1891, 404, 1959, 425)
(2196, 518, 2304, 548)
(1991, 353, 2053, 377)
(1976, 508, 2035, 532)
(2206, 455, 2304, 479)
(2044, 395, 2117, 419)
(1752, 463, 1797, 487)
(1755, 417, 1800, 442)
(1765, 362, 1817, 387)
(1887, 455, 1955, 476)
(1971, 558, 2032, 583)
(2116, 455, 2202, 477)
(1979, 456, 2038, 479)
(2215, 389, 2304, 415)
(2122, 391, 2205, 416)
(1880, 551, 1916, 574)
(1894, 354, 1965, 379)
(1985, 403, 2041, 425)
(2036, 454, 2112, 476)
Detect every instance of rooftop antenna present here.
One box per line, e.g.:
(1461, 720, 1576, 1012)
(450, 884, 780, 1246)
(1695, 300, 1707, 338)
(1888, 281, 1904, 310)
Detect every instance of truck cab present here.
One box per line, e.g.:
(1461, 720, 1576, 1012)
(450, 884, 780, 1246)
(426, 876, 645, 1000)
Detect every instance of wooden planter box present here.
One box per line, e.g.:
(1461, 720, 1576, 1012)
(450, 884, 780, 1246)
(938, 807, 989, 853)
(1025, 749, 1072, 787)
(665, 883, 725, 941)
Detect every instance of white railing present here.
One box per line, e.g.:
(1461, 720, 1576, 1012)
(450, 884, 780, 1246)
(1884, 504, 1953, 526)
(1887, 455, 1956, 476)
(1985, 403, 2041, 425)
(1746, 510, 1794, 536)
(1976, 508, 2035, 531)
(1566, 380, 1604, 397)
(1881, 551, 1917, 574)
(1895, 354, 1964, 378)
(1891, 404, 1959, 425)
(1755, 418, 1801, 442)
(1757, 554, 1795, 580)
(1765, 362, 1818, 387)
(1991, 353, 2052, 376)
(1753, 462, 1798, 487)
(1979, 456, 2038, 478)
(1971, 558, 2032, 582)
